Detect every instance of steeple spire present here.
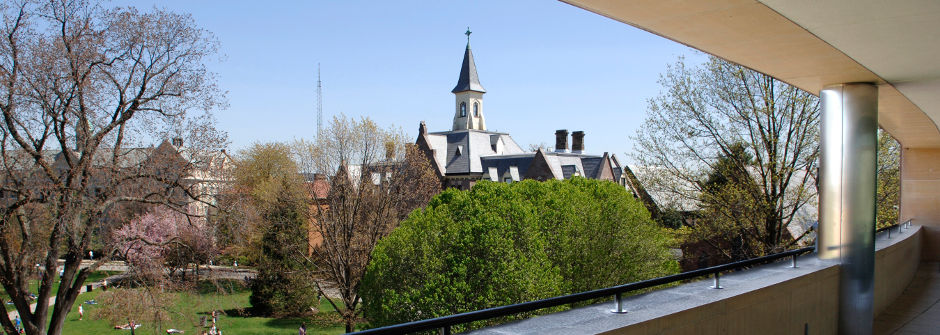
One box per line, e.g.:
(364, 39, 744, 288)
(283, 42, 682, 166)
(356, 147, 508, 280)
(451, 29, 487, 131)
(452, 28, 485, 94)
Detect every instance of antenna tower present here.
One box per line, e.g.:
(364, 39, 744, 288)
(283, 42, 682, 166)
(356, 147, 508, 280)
(317, 63, 323, 140)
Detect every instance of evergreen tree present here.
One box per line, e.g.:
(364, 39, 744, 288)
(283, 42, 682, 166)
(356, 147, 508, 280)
(229, 143, 317, 317)
(249, 190, 316, 316)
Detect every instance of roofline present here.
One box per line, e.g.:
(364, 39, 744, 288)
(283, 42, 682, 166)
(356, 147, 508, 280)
(480, 153, 536, 159)
(427, 129, 511, 135)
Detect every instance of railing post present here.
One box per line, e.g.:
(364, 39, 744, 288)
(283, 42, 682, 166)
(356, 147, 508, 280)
(888, 227, 892, 238)
(791, 254, 798, 268)
(898, 224, 903, 235)
(440, 325, 451, 335)
(710, 272, 723, 289)
(611, 292, 627, 314)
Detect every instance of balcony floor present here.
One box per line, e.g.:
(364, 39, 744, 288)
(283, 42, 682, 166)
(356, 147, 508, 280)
(875, 262, 940, 334)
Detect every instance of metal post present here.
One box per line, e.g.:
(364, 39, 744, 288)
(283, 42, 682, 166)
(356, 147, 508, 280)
(611, 292, 627, 314)
(441, 325, 451, 335)
(888, 227, 891, 238)
(818, 83, 878, 335)
(792, 254, 798, 268)
(710, 272, 723, 289)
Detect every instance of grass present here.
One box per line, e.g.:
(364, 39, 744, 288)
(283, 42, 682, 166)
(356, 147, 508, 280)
(55, 279, 348, 335)
(4, 270, 120, 311)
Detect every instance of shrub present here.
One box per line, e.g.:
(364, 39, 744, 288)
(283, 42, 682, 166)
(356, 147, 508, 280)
(361, 178, 679, 330)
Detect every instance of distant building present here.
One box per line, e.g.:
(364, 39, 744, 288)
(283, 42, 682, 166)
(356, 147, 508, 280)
(416, 35, 633, 191)
(2, 137, 232, 220)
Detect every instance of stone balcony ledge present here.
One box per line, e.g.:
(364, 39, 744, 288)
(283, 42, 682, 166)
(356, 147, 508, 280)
(469, 225, 922, 335)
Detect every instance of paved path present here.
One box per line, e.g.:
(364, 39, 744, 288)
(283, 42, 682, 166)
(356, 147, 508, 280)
(875, 262, 940, 334)
(5, 277, 104, 324)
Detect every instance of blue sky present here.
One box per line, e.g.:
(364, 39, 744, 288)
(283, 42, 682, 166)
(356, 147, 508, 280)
(118, 0, 705, 162)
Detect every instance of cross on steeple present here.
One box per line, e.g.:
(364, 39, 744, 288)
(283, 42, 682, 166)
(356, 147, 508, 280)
(465, 27, 472, 44)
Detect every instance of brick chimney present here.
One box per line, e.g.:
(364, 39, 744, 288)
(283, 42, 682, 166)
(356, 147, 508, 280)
(571, 131, 584, 153)
(555, 129, 569, 153)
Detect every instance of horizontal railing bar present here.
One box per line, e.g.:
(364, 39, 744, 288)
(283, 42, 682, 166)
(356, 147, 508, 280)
(876, 219, 912, 234)
(352, 246, 815, 335)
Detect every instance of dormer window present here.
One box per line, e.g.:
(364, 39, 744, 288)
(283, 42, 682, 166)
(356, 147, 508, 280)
(460, 102, 467, 117)
(473, 102, 479, 117)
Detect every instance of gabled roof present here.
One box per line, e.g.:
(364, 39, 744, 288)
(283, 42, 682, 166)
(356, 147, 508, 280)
(451, 43, 486, 93)
(481, 154, 535, 181)
(422, 129, 524, 175)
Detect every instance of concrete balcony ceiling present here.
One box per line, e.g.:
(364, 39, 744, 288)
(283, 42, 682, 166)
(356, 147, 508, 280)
(560, 0, 940, 148)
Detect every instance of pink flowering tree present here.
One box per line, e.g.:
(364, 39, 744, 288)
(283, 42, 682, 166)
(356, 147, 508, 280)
(113, 206, 216, 280)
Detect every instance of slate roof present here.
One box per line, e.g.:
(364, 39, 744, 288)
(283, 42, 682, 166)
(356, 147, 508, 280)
(561, 165, 579, 179)
(481, 154, 534, 181)
(424, 129, 524, 174)
(451, 44, 486, 93)
(478, 150, 622, 183)
(581, 156, 603, 178)
(610, 155, 624, 181)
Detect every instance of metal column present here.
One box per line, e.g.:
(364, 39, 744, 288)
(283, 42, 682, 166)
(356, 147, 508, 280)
(818, 83, 878, 335)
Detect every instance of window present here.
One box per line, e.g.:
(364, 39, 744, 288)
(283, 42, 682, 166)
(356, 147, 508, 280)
(504, 177, 512, 183)
(473, 102, 479, 117)
(460, 102, 467, 117)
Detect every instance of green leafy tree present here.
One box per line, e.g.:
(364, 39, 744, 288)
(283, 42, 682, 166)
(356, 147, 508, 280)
(876, 130, 900, 229)
(361, 179, 678, 331)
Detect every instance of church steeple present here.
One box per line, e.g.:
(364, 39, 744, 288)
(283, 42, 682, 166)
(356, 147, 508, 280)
(452, 29, 486, 93)
(452, 28, 487, 131)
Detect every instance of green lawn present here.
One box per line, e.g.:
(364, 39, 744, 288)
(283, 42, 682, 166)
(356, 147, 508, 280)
(57, 280, 347, 335)
(4, 271, 120, 311)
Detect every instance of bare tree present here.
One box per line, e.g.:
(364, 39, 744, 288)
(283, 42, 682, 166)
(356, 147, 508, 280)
(0, 1, 225, 334)
(632, 56, 819, 262)
(526, 142, 552, 152)
(296, 115, 439, 332)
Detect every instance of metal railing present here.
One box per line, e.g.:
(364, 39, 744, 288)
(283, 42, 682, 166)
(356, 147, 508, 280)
(352, 246, 816, 335)
(879, 219, 914, 238)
